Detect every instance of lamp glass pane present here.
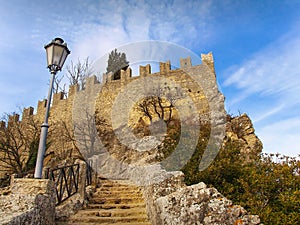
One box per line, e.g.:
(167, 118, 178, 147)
(59, 49, 68, 68)
(53, 45, 64, 67)
(45, 45, 54, 67)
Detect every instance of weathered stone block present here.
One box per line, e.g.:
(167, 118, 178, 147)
(0, 178, 55, 225)
(154, 182, 260, 225)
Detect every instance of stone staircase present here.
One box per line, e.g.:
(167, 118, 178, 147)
(57, 179, 151, 225)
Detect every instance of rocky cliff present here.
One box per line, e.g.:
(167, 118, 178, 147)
(225, 113, 263, 162)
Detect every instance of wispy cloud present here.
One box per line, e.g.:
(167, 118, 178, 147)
(256, 117, 300, 157)
(65, 0, 214, 61)
(253, 104, 285, 123)
(222, 23, 300, 126)
(223, 26, 300, 105)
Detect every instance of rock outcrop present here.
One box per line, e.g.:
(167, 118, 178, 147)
(226, 113, 263, 161)
(144, 172, 261, 225)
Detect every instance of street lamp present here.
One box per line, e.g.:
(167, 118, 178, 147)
(34, 38, 70, 178)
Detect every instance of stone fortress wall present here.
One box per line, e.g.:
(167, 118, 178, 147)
(0, 52, 220, 178)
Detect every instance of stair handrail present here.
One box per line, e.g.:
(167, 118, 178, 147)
(45, 160, 94, 205)
(46, 163, 80, 205)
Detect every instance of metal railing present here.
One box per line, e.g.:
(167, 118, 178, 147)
(85, 160, 93, 186)
(46, 161, 93, 205)
(46, 164, 80, 205)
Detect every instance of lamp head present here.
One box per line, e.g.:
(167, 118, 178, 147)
(45, 37, 70, 72)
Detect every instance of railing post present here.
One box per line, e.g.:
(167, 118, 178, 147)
(85, 160, 92, 186)
(43, 167, 50, 179)
(76, 164, 80, 191)
(76, 160, 87, 200)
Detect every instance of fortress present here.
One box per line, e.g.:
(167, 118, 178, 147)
(0, 52, 225, 178)
(0, 52, 263, 225)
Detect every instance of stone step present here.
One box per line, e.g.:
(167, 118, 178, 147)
(97, 186, 142, 192)
(100, 183, 133, 188)
(98, 179, 142, 188)
(100, 223, 151, 225)
(57, 179, 151, 225)
(89, 196, 144, 204)
(71, 207, 147, 217)
(98, 179, 137, 186)
(57, 221, 151, 225)
(87, 202, 146, 210)
(94, 189, 143, 196)
(98, 179, 135, 184)
(94, 193, 143, 199)
(69, 215, 149, 223)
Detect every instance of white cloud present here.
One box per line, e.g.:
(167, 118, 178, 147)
(253, 104, 285, 123)
(223, 28, 300, 104)
(257, 118, 300, 157)
(222, 25, 300, 123)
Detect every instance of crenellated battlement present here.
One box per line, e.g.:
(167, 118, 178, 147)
(101, 52, 214, 84)
(0, 51, 219, 179)
(201, 52, 215, 75)
(159, 61, 171, 74)
(0, 52, 215, 128)
(52, 92, 64, 105)
(8, 114, 20, 125)
(139, 64, 151, 76)
(120, 67, 132, 81)
(180, 56, 192, 68)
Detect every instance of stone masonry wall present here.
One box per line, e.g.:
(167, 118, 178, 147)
(0, 178, 56, 225)
(0, 52, 219, 177)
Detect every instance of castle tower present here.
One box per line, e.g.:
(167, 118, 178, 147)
(201, 52, 215, 75)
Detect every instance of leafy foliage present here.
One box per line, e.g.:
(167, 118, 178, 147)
(182, 133, 300, 225)
(106, 49, 129, 80)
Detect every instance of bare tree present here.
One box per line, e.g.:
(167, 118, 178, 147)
(74, 109, 101, 158)
(138, 97, 154, 123)
(53, 74, 67, 96)
(0, 114, 41, 176)
(137, 86, 181, 125)
(50, 120, 85, 161)
(66, 57, 93, 90)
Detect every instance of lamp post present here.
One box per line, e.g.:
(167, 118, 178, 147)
(34, 38, 70, 178)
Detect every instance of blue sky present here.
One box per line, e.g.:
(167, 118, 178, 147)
(0, 0, 299, 157)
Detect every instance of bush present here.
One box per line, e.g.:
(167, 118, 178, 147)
(182, 135, 300, 225)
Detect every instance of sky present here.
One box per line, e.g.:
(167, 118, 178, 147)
(0, 0, 299, 157)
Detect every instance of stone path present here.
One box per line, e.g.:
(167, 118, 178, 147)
(57, 179, 151, 225)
